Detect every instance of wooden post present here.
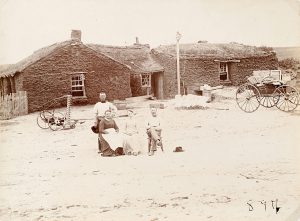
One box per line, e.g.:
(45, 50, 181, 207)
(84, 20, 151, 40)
(176, 32, 182, 95)
(65, 95, 72, 128)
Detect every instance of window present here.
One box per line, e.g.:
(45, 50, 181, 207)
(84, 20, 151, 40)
(71, 73, 85, 97)
(219, 62, 229, 81)
(141, 74, 151, 87)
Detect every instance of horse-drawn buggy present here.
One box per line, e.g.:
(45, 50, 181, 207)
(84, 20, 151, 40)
(236, 70, 299, 112)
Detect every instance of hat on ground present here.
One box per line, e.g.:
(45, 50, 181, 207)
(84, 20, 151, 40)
(91, 126, 99, 134)
(115, 147, 125, 156)
(173, 146, 184, 152)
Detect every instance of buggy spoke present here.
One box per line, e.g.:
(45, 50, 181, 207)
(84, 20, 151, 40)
(278, 99, 285, 108)
(245, 101, 250, 112)
(259, 94, 276, 108)
(267, 97, 271, 107)
(249, 99, 258, 112)
(236, 83, 260, 112)
(249, 100, 254, 111)
(241, 100, 248, 109)
(284, 100, 288, 111)
(248, 99, 255, 112)
(287, 101, 297, 111)
(268, 97, 274, 107)
(237, 97, 247, 103)
(290, 96, 297, 104)
(288, 92, 298, 104)
(263, 97, 268, 107)
(274, 85, 299, 112)
(238, 99, 247, 108)
(262, 97, 266, 106)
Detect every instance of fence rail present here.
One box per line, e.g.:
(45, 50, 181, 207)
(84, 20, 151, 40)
(0, 91, 28, 120)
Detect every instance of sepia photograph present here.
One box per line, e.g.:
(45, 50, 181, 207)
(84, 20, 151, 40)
(0, 0, 300, 220)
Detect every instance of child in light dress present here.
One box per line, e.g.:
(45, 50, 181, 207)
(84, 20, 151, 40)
(123, 110, 142, 156)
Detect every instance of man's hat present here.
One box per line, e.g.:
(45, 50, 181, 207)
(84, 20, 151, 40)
(91, 126, 99, 134)
(173, 146, 184, 152)
(115, 147, 125, 156)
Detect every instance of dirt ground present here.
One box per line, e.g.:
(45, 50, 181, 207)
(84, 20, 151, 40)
(0, 87, 300, 221)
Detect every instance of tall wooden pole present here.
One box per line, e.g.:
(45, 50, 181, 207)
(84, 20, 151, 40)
(176, 32, 182, 95)
(65, 95, 72, 129)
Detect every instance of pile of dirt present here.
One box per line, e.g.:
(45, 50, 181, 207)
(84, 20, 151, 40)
(171, 94, 210, 109)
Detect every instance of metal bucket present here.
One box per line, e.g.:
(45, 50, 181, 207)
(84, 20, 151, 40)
(203, 89, 212, 102)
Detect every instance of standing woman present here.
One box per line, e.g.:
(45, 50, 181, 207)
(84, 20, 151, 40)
(93, 92, 117, 153)
(98, 110, 123, 157)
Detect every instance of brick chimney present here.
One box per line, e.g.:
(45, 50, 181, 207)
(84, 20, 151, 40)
(71, 30, 81, 41)
(133, 37, 150, 48)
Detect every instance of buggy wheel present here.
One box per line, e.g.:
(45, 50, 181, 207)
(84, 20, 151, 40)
(273, 85, 299, 112)
(236, 83, 261, 113)
(259, 95, 277, 108)
(48, 112, 65, 131)
(36, 111, 52, 129)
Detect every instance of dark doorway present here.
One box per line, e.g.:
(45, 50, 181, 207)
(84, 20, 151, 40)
(151, 71, 164, 99)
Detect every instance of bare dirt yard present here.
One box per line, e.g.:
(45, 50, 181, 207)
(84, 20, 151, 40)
(1, 87, 300, 221)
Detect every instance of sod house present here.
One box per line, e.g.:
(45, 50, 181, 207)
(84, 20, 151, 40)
(87, 38, 164, 99)
(151, 43, 279, 98)
(0, 30, 133, 113)
(0, 31, 280, 113)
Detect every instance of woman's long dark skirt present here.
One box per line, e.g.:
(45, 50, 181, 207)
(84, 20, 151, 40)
(98, 136, 115, 157)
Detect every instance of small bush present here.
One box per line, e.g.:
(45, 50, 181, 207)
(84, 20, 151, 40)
(258, 46, 274, 53)
(279, 58, 300, 70)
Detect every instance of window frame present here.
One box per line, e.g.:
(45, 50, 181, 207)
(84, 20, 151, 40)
(71, 73, 86, 97)
(219, 62, 229, 81)
(141, 73, 151, 87)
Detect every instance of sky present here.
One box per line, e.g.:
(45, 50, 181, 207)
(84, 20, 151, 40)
(0, 0, 300, 64)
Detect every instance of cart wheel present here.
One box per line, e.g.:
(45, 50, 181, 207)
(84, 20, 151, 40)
(273, 85, 299, 112)
(36, 111, 52, 129)
(259, 95, 277, 108)
(48, 112, 65, 131)
(236, 83, 261, 113)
